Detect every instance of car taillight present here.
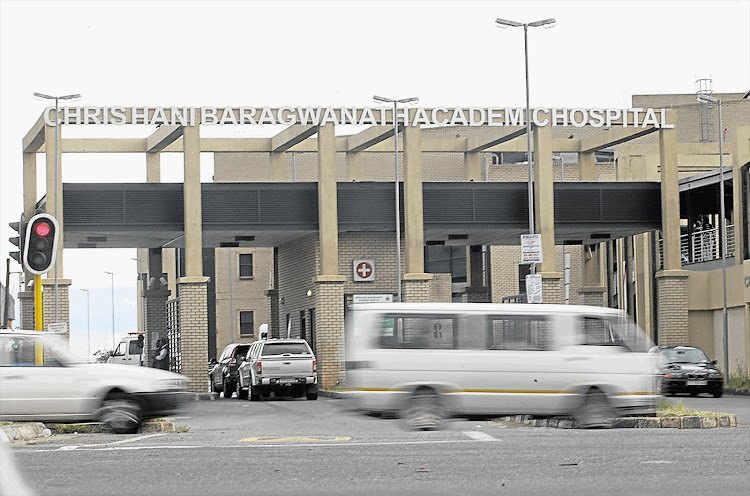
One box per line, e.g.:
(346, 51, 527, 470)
(256, 361, 262, 374)
(312, 360, 317, 373)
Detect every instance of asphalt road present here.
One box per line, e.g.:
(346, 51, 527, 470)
(6, 395, 750, 496)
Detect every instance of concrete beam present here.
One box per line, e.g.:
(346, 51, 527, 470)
(347, 126, 395, 152)
(62, 139, 148, 153)
(22, 114, 47, 153)
(580, 126, 658, 153)
(147, 125, 184, 153)
(271, 125, 317, 152)
(466, 127, 526, 152)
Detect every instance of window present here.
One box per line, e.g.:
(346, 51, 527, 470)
(239, 311, 254, 336)
(239, 253, 253, 278)
(0, 336, 61, 367)
(377, 315, 455, 350)
(488, 315, 551, 351)
(128, 340, 142, 355)
(113, 341, 127, 357)
(581, 317, 617, 346)
(262, 342, 311, 356)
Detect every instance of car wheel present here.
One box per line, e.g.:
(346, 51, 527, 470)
(689, 391, 699, 397)
(574, 389, 614, 429)
(261, 389, 271, 398)
(306, 392, 318, 400)
(713, 390, 723, 398)
(250, 386, 261, 401)
(401, 387, 444, 431)
(238, 386, 249, 400)
(223, 378, 235, 399)
(99, 395, 142, 434)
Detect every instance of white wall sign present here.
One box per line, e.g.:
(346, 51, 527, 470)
(353, 259, 375, 282)
(352, 294, 393, 304)
(526, 274, 543, 304)
(48, 322, 68, 333)
(521, 234, 543, 264)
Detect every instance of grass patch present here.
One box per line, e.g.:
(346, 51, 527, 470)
(175, 425, 190, 433)
(657, 399, 730, 418)
(0, 421, 13, 426)
(46, 424, 93, 434)
(727, 372, 750, 389)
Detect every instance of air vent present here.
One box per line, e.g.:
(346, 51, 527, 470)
(220, 242, 240, 247)
(235, 235, 255, 242)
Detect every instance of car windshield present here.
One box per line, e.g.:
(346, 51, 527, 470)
(262, 343, 310, 356)
(660, 348, 710, 363)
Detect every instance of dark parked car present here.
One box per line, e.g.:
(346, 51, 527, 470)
(657, 346, 724, 398)
(209, 343, 251, 398)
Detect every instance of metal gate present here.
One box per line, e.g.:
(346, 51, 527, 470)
(166, 297, 182, 373)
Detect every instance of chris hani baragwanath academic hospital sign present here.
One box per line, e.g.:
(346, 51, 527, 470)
(42, 106, 675, 128)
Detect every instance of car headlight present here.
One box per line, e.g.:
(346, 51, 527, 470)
(708, 372, 723, 379)
(663, 372, 683, 379)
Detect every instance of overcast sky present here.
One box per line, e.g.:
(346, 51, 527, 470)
(1, 0, 749, 354)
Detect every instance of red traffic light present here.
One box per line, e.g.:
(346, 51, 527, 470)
(34, 221, 51, 237)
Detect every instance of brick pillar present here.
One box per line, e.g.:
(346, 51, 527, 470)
(18, 291, 35, 330)
(313, 276, 346, 388)
(402, 273, 434, 302)
(541, 273, 563, 304)
(578, 287, 607, 307)
(178, 277, 209, 392)
(143, 289, 170, 367)
(655, 270, 689, 346)
(266, 289, 280, 339)
(41, 278, 71, 333)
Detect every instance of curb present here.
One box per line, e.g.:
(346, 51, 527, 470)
(724, 388, 750, 396)
(319, 390, 352, 399)
(192, 392, 219, 401)
(493, 414, 738, 429)
(0, 420, 176, 442)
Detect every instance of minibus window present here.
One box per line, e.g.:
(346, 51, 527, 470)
(377, 315, 455, 349)
(488, 315, 551, 351)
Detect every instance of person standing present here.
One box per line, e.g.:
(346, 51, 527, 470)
(153, 338, 169, 370)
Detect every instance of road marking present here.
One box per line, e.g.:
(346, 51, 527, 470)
(55, 433, 167, 451)
(463, 431, 497, 442)
(28, 438, 500, 453)
(240, 436, 351, 443)
(643, 460, 674, 464)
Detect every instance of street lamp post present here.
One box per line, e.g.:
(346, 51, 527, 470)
(697, 93, 729, 382)
(373, 95, 419, 302)
(32, 92, 81, 323)
(104, 271, 115, 350)
(80, 289, 90, 358)
(495, 17, 555, 275)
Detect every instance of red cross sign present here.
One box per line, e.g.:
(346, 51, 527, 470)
(353, 260, 375, 281)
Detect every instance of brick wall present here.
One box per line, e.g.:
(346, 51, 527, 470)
(143, 289, 169, 365)
(178, 281, 209, 392)
(19, 292, 34, 329)
(656, 271, 690, 346)
(430, 273, 453, 302)
(213, 247, 272, 355)
(41, 281, 70, 334)
(313, 279, 345, 388)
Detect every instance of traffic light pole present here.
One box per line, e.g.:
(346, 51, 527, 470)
(34, 274, 42, 330)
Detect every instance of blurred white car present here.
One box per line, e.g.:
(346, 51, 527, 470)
(0, 329, 188, 433)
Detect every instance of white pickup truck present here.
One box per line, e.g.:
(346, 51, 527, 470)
(236, 338, 318, 401)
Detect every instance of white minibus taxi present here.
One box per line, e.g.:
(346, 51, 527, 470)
(345, 302, 661, 429)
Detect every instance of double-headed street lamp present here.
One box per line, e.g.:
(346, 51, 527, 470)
(32, 92, 81, 322)
(495, 17, 555, 275)
(373, 95, 419, 302)
(104, 271, 115, 350)
(697, 93, 729, 382)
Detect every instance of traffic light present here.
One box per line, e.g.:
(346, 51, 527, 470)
(8, 213, 27, 265)
(23, 213, 60, 275)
